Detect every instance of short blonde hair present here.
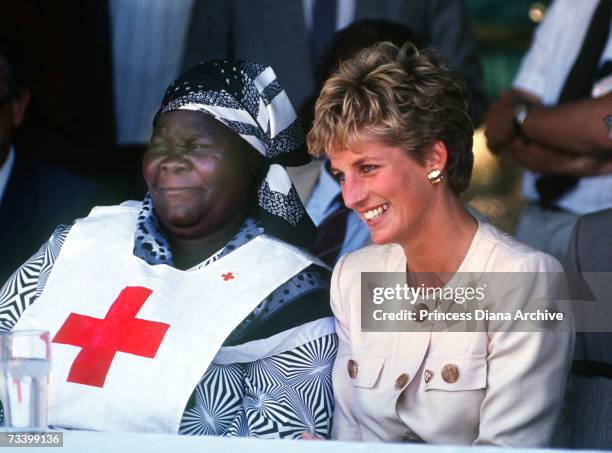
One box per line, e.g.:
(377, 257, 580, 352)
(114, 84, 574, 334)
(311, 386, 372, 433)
(306, 42, 474, 194)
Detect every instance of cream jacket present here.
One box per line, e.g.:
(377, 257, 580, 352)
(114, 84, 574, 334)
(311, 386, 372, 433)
(331, 221, 574, 446)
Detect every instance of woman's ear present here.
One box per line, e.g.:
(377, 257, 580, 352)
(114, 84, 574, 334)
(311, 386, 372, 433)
(425, 140, 448, 173)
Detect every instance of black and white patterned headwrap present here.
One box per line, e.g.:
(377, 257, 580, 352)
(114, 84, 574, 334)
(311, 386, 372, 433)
(154, 60, 315, 248)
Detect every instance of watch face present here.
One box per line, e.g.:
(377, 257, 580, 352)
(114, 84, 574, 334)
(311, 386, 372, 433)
(593, 73, 612, 98)
(514, 104, 529, 126)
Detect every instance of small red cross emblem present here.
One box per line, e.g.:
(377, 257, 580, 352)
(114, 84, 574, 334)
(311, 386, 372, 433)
(52, 286, 170, 388)
(222, 272, 235, 281)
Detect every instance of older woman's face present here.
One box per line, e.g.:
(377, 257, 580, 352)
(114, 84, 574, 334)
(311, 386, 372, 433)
(330, 141, 435, 246)
(144, 111, 254, 239)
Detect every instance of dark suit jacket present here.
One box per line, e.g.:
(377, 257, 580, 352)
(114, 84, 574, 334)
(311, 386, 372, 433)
(1, 1, 146, 200)
(566, 208, 612, 273)
(0, 151, 112, 284)
(183, 0, 485, 124)
(0, 1, 115, 174)
(565, 208, 612, 366)
(555, 208, 612, 449)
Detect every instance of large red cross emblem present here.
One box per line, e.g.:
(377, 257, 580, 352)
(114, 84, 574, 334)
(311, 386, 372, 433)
(52, 286, 170, 388)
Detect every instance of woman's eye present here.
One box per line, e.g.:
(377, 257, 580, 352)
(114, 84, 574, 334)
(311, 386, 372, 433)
(188, 144, 215, 155)
(146, 144, 167, 155)
(361, 164, 378, 174)
(332, 172, 345, 183)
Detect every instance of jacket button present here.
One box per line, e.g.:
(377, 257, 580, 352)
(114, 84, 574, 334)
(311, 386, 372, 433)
(394, 373, 409, 390)
(441, 364, 459, 383)
(424, 369, 434, 383)
(347, 359, 358, 379)
(413, 303, 429, 322)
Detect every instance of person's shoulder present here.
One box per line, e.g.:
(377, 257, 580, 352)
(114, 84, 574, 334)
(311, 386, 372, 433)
(577, 208, 612, 236)
(28, 157, 92, 188)
(87, 200, 142, 215)
(478, 221, 562, 273)
(337, 243, 404, 273)
(571, 208, 612, 270)
(20, 154, 115, 216)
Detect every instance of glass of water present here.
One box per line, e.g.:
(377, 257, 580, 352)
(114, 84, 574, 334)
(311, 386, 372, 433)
(0, 330, 51, 430)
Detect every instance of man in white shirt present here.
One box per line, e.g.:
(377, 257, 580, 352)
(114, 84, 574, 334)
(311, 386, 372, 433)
(484, 0, 612, 261)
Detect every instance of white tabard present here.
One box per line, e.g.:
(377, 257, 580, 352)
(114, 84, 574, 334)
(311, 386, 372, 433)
(14, 203, 316, 433)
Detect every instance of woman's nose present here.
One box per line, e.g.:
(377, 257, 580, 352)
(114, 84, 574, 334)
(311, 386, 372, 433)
(160, 153, 191, 173)
(341, 177, 367, 209)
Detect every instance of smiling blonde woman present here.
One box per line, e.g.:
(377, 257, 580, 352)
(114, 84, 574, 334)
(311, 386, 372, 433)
(307, 42, 574, 446)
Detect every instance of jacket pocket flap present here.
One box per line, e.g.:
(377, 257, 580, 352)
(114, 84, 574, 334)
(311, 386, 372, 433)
(350, 351, 385, 389)
(423, 356, 487, 392)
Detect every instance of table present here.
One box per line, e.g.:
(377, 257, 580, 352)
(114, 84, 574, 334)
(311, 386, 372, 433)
(10, 431, 596, 453)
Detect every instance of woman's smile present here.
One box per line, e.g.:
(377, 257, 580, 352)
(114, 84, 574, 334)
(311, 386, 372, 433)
(330, 141, 434, 247)
(361, 203, 389, 221)
(156, 187, 204, 192)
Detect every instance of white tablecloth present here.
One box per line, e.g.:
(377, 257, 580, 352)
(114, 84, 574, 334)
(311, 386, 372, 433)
(16, 431, 592, 453)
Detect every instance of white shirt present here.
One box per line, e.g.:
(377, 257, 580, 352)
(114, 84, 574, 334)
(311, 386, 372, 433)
(513, 0, 612, 214)
(110, 0, 194, 145)
(0, 146, 15, 204)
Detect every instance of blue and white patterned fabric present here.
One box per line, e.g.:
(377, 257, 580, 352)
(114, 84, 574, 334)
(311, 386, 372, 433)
(0, 199, 336, 438)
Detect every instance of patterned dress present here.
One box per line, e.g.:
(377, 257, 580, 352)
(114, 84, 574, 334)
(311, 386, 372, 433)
(0, 197, 337, 438)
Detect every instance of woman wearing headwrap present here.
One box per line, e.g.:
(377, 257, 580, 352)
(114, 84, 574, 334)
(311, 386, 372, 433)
(0, 60, 337, 437)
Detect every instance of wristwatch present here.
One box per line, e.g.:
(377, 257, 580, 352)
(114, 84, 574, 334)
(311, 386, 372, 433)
(513, 101, 530, 137)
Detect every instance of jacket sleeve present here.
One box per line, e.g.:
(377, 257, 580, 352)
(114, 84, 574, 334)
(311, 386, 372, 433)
(474, 253, 575, 447)
(180, 330, 337, 439)
(0, 224, 70, 427)
(329, 254, 362, 440)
